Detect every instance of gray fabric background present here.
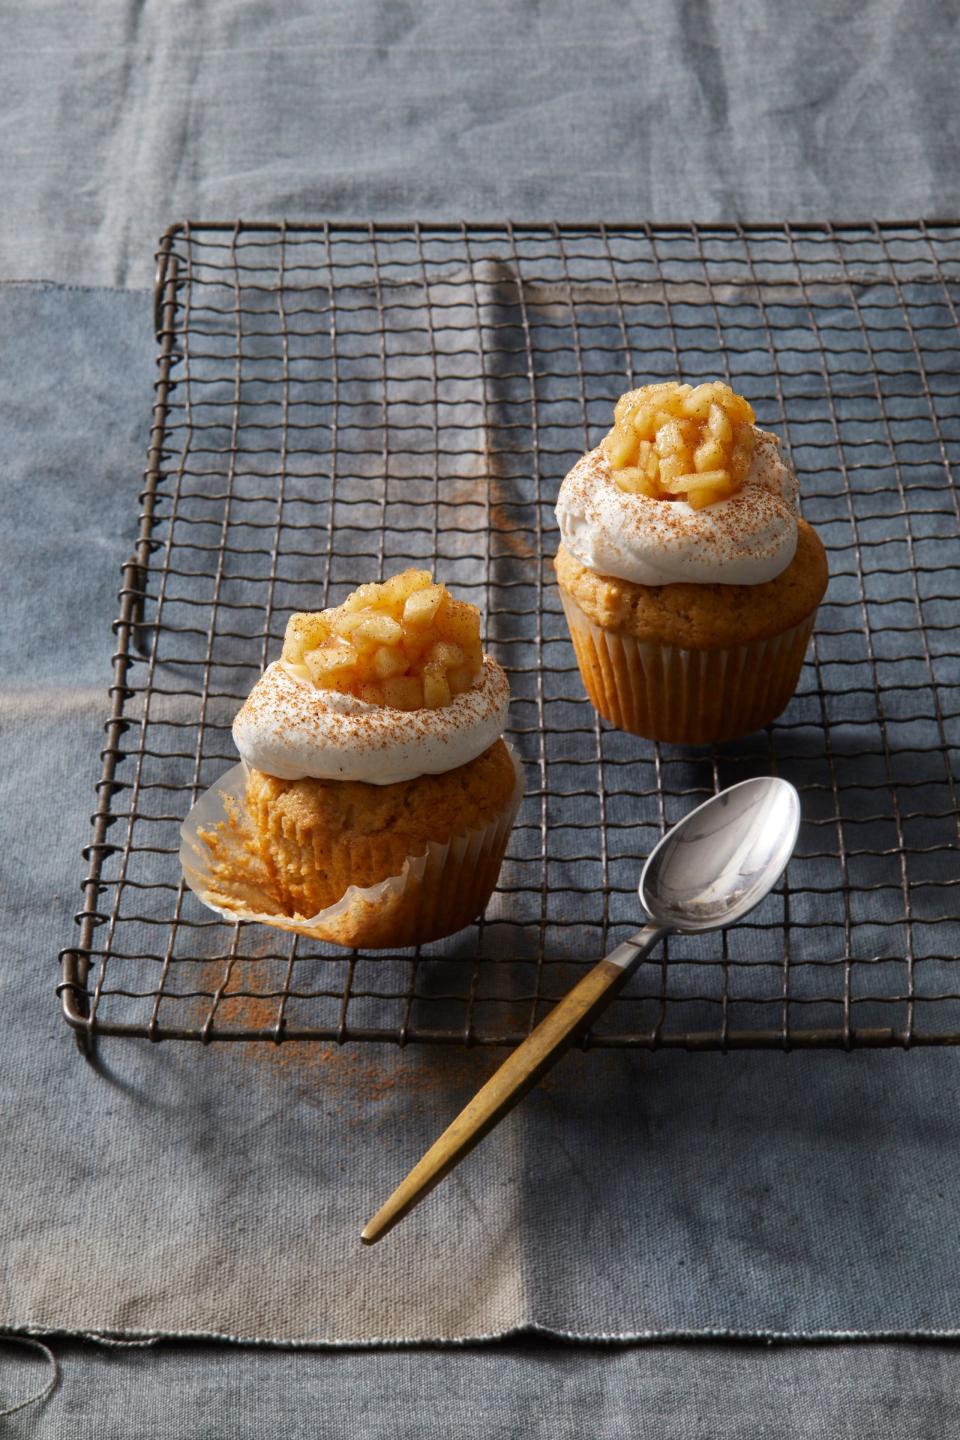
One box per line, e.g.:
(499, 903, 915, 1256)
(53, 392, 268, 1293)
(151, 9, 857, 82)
(4, 0, 960, 1431)
(5, 1, 960, 290)
(5, 1338, 960, 1439)
(5, 1336, 960, 1440)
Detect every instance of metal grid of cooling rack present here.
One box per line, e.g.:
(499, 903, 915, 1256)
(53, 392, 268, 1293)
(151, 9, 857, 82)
(60, 219, 960, 1054)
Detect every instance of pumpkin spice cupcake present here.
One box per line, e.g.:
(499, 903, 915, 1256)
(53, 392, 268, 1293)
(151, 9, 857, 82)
(182, 570, 522, 949)
(554, 381, 828, 744)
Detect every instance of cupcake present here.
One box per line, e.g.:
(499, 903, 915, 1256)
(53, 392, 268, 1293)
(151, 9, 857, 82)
(184, 570, 522, 949)
(554, 381, 828, 745)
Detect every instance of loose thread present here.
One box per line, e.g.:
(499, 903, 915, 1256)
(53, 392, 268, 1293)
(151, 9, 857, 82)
(0, 1337, 59, 1419)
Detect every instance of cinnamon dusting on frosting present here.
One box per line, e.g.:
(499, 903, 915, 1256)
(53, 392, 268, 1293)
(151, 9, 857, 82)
(233, 655, 510, 785)
(555, 427, 798, 588)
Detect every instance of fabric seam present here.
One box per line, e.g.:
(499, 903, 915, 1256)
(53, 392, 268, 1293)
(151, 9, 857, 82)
(6, 1322, 960, 1350)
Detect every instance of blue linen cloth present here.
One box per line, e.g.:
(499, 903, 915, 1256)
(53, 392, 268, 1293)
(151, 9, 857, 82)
(3, 281, 960, 1348)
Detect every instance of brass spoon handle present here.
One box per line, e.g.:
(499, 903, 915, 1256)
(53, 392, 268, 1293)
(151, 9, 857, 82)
(361, 924, 666, 1245)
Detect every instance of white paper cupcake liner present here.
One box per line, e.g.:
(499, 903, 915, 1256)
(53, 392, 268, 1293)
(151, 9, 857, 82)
(179, 746, 524, 950)
(559, 589, 818, 744)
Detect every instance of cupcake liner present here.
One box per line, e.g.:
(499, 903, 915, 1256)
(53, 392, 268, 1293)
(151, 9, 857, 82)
(179, 746, 524, 950)
(559, 589, 818, 744)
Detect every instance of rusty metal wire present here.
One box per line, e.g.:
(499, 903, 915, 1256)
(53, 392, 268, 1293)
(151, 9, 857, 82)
(60, 220, 960, 1052)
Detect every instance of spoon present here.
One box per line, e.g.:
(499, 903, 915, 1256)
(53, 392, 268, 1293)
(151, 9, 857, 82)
(361, 776, 800, 1245)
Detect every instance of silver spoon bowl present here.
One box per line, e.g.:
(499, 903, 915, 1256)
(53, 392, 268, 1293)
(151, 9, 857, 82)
(641, 776, 801, 933)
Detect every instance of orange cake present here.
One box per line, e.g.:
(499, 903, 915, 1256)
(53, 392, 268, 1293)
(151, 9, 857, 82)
(244, 741, 517, 922)
(203, 570, 521, 948)
(554, 381, 829, 744)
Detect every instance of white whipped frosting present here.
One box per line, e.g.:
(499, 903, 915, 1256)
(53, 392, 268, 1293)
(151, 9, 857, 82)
(232, 656, 509, 785)
(555, 429, 798, 586)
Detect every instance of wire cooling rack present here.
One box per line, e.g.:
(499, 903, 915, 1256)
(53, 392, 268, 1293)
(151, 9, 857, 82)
(60, 220, 960, 1055)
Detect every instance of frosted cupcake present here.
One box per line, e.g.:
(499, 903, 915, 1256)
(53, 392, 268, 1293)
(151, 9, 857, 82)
(185, 571, 521, 949)
(554, 381, 828, 744)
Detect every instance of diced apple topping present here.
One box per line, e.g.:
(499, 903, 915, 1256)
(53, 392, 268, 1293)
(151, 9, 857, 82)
(280, 570, 484, 710)
(601, 381, 757, 509)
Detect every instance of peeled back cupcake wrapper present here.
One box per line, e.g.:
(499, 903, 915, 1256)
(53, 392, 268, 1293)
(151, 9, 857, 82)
(559, 591, 818, 745)
(179, 748, 524, 951)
